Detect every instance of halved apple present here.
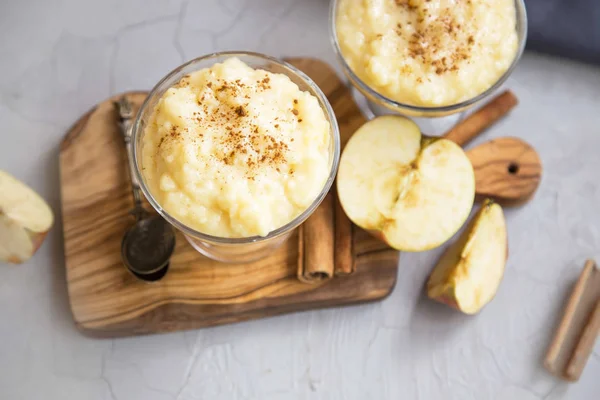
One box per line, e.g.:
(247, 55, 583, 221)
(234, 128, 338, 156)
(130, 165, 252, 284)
(0, 170, 54, 264)
(427, 199, 508, 314)
(336, 115, 475, 251)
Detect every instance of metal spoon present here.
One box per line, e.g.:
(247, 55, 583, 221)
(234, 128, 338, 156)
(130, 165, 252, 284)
(115, 97, 175, 281)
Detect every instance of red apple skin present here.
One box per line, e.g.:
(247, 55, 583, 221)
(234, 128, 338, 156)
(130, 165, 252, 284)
(31, 230, 49, 254)
(427, 283, 462, 311)
(5, 229, 49, 264)
(7, 255, 21, 264)
(367, 229, 388, 244)
(430, 292, 461, 311)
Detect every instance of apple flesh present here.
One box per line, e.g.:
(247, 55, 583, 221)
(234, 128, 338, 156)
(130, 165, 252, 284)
(427, 199, 508, 314)
(336, 115, 475, 252)
(0, 171, 54, 264)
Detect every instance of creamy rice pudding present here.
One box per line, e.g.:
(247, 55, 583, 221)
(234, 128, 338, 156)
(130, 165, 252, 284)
(141, 58, 331, 238)
(335, 0, 519, 107)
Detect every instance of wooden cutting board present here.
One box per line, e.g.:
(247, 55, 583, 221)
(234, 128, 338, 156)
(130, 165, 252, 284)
(59, 58, 399, 337)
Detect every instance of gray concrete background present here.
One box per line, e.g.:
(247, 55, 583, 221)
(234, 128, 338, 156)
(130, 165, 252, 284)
(1, 0, 599, 399)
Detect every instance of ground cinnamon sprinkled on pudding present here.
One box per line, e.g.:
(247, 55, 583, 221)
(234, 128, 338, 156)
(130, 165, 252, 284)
(336, 0, 519, 107)
(141, 57, 331, 238)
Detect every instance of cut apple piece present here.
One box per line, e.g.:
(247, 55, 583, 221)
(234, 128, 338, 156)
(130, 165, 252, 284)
(0, 170, 54, 264)
(427, 199, 508, 314)
(336, 115, 475, 251)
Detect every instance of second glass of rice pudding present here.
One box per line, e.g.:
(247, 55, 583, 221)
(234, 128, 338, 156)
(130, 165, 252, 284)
(132, 52, 340, 263)
(331, 0, 528, 133)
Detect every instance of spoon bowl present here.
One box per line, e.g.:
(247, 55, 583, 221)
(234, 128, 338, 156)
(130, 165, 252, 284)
(121, 215, 176, 277)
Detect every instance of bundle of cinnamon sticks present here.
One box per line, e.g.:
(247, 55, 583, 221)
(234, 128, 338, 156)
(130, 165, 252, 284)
(297, 190, 354, 283)
(544, 260, 600, 382)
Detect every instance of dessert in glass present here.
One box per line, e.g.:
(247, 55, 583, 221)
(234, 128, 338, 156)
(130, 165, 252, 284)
(330, 0, 528, 133)
(132, 52, 340, 263)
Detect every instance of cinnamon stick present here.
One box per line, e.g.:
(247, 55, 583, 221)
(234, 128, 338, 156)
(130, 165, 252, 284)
(297, 192, 335, 284)
(333, 187, 354, 276)
(565, 299, 600, 381)
(443, 90, 518, 146)
(544, 259, 600, 381)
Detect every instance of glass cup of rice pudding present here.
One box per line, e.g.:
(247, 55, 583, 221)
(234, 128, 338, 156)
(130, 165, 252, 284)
(331, 0, 528, 133)
(132, 52, 340, 263)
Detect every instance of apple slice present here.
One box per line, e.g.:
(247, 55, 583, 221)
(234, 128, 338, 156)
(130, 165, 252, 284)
(336, 115, 475, 251)
(427, 199, 508, 314)
(0, 170, 54, 264)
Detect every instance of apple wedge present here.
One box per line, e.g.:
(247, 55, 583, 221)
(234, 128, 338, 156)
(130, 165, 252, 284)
(336, 115, 475, 251)
(427, 199, 508, 314)
(0, 170, 54, 264)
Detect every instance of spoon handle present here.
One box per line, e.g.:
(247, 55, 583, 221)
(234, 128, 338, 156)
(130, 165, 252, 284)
(467, 137, 542, 205)
(115, 97, 144, 217)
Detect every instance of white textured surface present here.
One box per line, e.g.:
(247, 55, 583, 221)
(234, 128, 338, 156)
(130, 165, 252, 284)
(1, 0, 599, 399)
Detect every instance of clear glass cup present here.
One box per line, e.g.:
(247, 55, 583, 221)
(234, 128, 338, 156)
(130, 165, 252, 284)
(330, 0, 528, 134)
(131, 51, 341, 263)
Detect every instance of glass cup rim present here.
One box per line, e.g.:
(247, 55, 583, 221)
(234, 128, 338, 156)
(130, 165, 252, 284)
(131, 51, 341, 245)
(329, 0, 528, 114)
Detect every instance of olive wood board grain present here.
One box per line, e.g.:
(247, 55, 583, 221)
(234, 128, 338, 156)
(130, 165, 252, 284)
(59, 58, 399, 338)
